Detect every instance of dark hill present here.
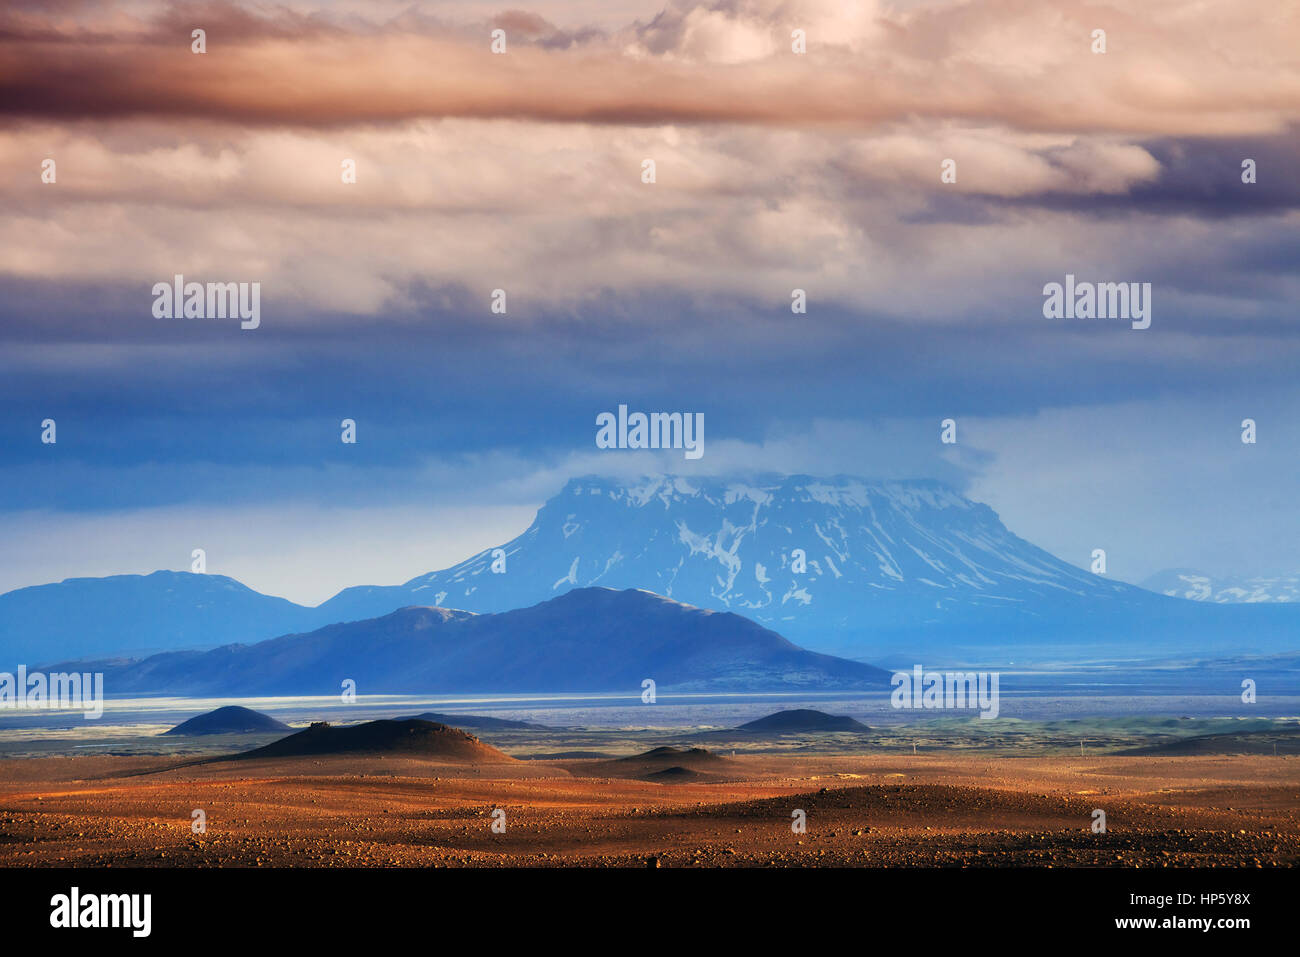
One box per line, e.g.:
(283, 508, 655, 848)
(645, 766, 702, 781)
(1119, 727, 1300, 756)
(736, 708, 868, 733)
(163, 705, 291, 736)
(233, 719, 513, 763)
(571, 745, 737, 781)
(84, 587, 890, 695)
(617, 745, 726, 767)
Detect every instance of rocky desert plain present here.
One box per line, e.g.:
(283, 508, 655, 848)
(1, 714, 1297, 869)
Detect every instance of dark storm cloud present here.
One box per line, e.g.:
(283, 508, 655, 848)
(1003, 132, 1300, 220)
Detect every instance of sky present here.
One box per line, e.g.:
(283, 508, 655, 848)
(0, 0, 1297, 604)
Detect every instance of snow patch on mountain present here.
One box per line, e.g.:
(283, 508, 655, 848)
(1141, 568, 1300, 603)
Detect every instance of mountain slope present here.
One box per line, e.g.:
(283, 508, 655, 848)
(88, 587, 890, 695)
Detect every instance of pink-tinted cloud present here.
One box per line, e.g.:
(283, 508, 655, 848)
(0, 0, 1295, 135)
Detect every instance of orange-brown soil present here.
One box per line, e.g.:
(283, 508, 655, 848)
(1, 752, 1297, 867)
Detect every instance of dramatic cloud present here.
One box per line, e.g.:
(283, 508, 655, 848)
(1, 0, 1296, 598)
(2, 0, 1297, 132)
(1, 0, 1295, 320)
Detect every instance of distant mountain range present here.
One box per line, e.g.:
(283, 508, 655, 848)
(67, 587, 889, 695)
(4, 474, 1298, 666)
(0, 570, 311, 664)
(1141, 568, 1300, 604)
(321, 474, 1300, 659)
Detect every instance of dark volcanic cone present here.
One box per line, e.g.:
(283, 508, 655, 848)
(163, 705, 292, 736)
(735, 709, 868, 734)
(234, 718, 514, 763)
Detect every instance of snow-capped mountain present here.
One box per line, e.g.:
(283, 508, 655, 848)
(318, 474, 1297, 659)
(1141, 568, 1300, 604)
(322, 475, 1126, 639)
(5, 475, 1297, 665)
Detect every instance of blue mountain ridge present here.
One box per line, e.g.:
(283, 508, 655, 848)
(55, 587, 891, 695)
(3, 474, 1296, 665)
